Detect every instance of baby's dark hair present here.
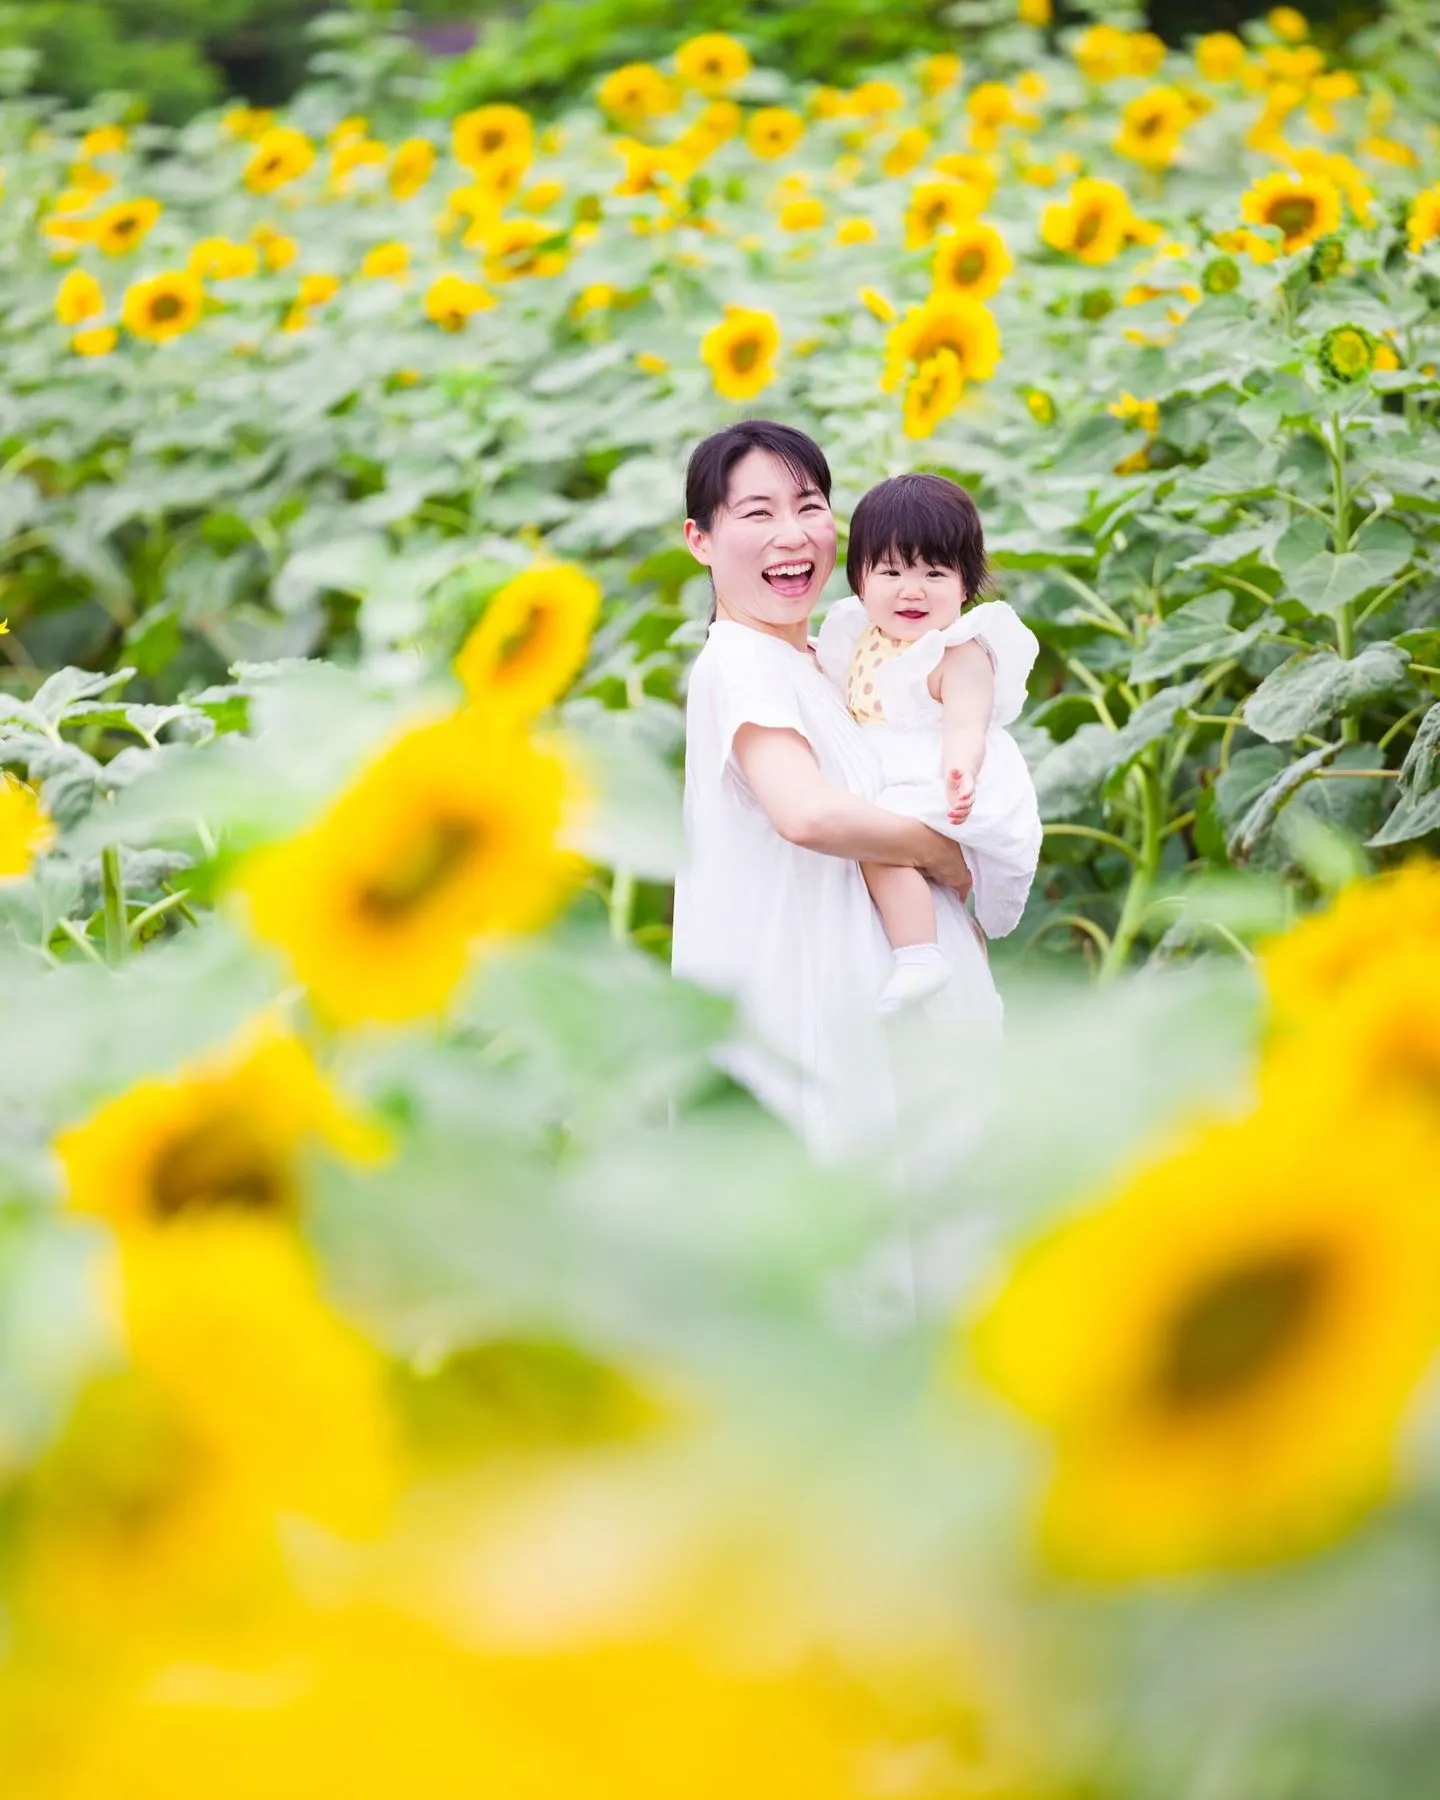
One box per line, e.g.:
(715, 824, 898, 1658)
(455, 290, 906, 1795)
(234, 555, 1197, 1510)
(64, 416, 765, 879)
(845, 472, 988, 602)
(685, 420, 832, 530)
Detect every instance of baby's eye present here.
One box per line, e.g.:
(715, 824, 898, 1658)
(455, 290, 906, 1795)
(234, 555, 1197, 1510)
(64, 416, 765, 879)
(743, 510, 770, 520)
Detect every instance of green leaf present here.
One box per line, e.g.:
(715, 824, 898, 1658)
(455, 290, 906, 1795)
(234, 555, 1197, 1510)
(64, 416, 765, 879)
(1272, 516, 1413, 618)
(1243, 642, 1411, 743)
(1102, 680, 1206, 793)
(1129, 592, 1260, 683)
(1369, 700, 1440, 846)
(1032, 723, 1115, 821)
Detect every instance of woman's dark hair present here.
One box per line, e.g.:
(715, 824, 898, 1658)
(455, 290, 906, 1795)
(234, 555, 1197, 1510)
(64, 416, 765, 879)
(684, 420, 832, 529)
(845, 473, 989, 603)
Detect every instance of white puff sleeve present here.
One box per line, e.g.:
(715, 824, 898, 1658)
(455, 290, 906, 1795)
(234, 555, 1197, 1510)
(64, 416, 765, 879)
(813, 594, 868, 696)
(874, 600, 1039, 729)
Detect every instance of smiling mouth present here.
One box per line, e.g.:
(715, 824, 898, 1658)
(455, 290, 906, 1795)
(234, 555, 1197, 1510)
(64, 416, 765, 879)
(762, 561, 815, 593)
(896, 607, 928, 619)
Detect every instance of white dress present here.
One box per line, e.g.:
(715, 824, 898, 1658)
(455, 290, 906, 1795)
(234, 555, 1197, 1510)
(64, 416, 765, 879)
(814, 597, 1043, 940)
(672, 619, 1002, 1163)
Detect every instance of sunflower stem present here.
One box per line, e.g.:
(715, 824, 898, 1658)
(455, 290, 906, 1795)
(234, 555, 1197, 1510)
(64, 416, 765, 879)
(609, 868, 636, 944)
(100, 844, 127, 966)
(1099, 752, 1164, 981)
(1326, 411, 1361, 745)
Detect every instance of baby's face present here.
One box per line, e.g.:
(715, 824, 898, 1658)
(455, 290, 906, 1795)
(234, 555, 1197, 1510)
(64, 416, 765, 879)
(858, 553, 965, 641)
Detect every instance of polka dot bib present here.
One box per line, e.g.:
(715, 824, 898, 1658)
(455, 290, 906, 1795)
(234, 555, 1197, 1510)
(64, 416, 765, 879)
(845, 622, 910, 723)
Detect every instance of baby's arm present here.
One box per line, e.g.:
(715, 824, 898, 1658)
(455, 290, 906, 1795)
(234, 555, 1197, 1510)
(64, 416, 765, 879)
(937, 640, 996, 825)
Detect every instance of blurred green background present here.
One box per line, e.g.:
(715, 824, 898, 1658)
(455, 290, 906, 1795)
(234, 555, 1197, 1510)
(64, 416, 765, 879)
(0, 0, 1379, 124)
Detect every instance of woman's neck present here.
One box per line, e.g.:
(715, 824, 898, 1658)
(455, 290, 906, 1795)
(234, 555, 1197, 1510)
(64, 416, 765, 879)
(715, 598, 809, 650)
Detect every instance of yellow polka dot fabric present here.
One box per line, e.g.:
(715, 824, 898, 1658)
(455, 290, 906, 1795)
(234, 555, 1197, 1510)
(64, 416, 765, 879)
(845, 622, 909, 723)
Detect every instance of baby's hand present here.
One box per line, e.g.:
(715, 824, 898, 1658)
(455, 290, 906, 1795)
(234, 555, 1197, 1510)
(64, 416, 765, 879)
(946, 765, 976, 825)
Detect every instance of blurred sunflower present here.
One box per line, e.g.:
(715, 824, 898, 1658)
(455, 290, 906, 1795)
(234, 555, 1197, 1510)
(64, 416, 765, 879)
(675, 32, 751, 94)
(55, 267, 104, 325)
(880, 125, 931, 179)
(918, 53, 963, 96)
(72, 326, 118, 357)
(837, 217, 878, 246)
(388, 135, 435, 200)
(121, 271, 204, 344)
(1239, 168, 1343, 253)
(330, 134, 388, 196)
(746, 107, 804, 160)
(1073, 24, 1135, 82)
(971, 1112, 1440, 1577)
(297, 272, 342, 308)
(1408, 183, 1440, 252)
(1318, 323, 1375, 381)
(1107, 391, 1161, 433)
(244, 125, 315, 194)
(931, 221, 1012, 299)
(425, 272, 496, 331)
(1282, 146, 1373, 222)
(235, 712, 576, 1027)
(1195, 30, 1246, 80)
(1269, 4, 1309, 40)
(882, 292, 1000, 393)
(965, 81, 1015, 152)
(904, 177, 985, 250)
(1039, 177, 1135, 264)
(903, 347, 964, 439)
(187, 236, 258, 281)
(1262, 863, 1440, 1027)
(859, 285, 896, 322)
(779, 197, 826, 232)
(597, 62, 678, 126)
(56, 1021, 385, 1232)
(455, 563, 602, 720)
(80, 123, 127, 158)
(453, 104, 534, 178)
(360, 240, 410, 281)
(93, 197, 160, 256)
(700, 305, 781, 400)
(1114, 86, 1191, 168)
(481, 218, 568, 283)
(1019, 0, 1052, 22)
(520, 177, 566, 213)
(0, 773, 53, 879)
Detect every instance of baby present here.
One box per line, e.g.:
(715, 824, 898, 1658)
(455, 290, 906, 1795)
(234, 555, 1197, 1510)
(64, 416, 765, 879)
(816, 472, 1043, 1014)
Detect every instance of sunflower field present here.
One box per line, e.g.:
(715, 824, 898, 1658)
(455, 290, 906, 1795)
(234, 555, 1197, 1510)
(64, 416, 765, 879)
(3, 2, 1440, 1794)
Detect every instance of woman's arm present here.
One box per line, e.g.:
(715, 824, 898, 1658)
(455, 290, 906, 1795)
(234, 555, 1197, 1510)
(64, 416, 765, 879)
(733, 723, 972, 890)
(938, 640, 995, 824)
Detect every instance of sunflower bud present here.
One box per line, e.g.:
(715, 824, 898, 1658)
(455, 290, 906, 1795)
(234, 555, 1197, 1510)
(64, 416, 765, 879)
(1308, 235, 1346, 281)
(1318, 323, 1375, 383)
(1202, 255, 1240, 294)
(1079, 287, 1114, 321)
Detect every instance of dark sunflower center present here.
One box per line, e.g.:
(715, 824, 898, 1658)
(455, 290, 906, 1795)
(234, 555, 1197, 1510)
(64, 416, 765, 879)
(149, 1114, 288, 1219)
(924, 200, 948, 230)
(497, 603, 549, 668)
(1269, 195, 1317, 239)
(952, 247, 987, 283)
(1074, 205, 1104, 249)
(149, 293, 184, 323)
(115, 216, 139, 239)
(730, 335, 762, 373)
(1154, 1249, 1327, 1411)
(357, 817, 479, 921)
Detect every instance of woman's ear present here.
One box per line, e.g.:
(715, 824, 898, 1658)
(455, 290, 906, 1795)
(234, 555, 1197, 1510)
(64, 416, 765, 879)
(683, 518, 713, 567)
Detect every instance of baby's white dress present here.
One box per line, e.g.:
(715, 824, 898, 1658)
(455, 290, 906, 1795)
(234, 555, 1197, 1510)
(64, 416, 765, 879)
(815, 597, 1043, 939)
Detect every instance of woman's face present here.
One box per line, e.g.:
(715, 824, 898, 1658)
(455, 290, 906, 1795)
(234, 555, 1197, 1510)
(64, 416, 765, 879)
(684, 449, 836, 633)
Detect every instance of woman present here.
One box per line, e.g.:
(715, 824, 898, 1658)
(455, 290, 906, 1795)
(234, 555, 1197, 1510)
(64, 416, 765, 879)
(672, 420, 1003, 1162)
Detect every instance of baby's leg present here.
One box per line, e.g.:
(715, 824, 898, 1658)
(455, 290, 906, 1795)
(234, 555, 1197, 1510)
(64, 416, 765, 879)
(860, 862, 951, 1016)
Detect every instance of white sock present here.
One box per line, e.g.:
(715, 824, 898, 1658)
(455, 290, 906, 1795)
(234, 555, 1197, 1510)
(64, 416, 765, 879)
(879, 943, 952, 1015)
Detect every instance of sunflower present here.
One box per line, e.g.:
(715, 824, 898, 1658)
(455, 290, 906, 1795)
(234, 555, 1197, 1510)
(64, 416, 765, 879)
(1024, 387, 1056, 425)
(903, 176, 985, 250)
(222, 103, 274, 138)
(452, 104, 534, 178)
(121, 270, 204, 344)
(1240, 168, 1343, 252)
(778, 196, 826, 232)
(80, 123, 127, 158)
(918, 53, 963, 95)
(56, 1020, 385, 1233)
(480, 218, 568, 283)
(902, 348, 964, 439)
(1114, 86, 1191, 167)
(1073, 23, 1134, 82)
(1262, 863, 1440, 1028)
(93, 197, 161, 256)
(186, 236, 258, 280)
(881, 291, 1000, 393)
(425, 272, 496, 331)
(700, 305, 781, 400)
(360, 239, 410, 280)
(72, 326, 118, 357)
(1282, 146, 1373, 223)
(880, 125, 931, 180)
(1019, 0, 1052, 24)
(1406, 183, 1440, 252)
(1268, 4, 1309, 39)
(931, 220, 1012, 299)
(836, 217, 877, 246)
(1107, 391, 1161, 433)
(970, 1111, 1440, 1577)
(244, 125, 315, 194)
(329, 135, 388, 196)
(1318, 323, 1375, 381)
(1039, 177, 1135, 264)
(858, 285, 896, 322)
(745, 106, 804, 160)
(521, 177, 566, 213)
(233, 712, 576, 1027)
(383, 135, 434, 202)
(0, 773, 53, 878)
(455, 563, 602, 721)
(675, 32, 751, 94)
(596, 62, 678, 125)
(55, 267, 104, 325)
(297, 271, 342, 308)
